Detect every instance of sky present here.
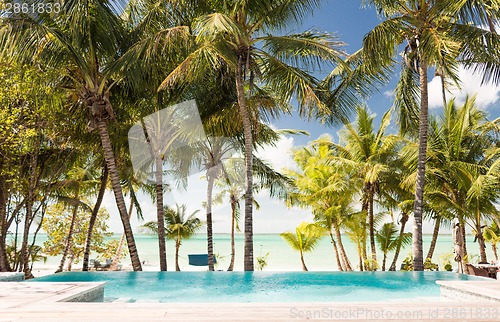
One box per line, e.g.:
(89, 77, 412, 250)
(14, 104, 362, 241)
(103, 0, 500, 235)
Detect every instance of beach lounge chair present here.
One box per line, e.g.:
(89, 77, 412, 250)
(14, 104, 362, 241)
(188, 254, 217, 266)
(466, 264, 490, 278)
(93, 260, 102, 270)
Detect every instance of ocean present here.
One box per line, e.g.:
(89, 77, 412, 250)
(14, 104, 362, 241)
(29, 233, 495, 276)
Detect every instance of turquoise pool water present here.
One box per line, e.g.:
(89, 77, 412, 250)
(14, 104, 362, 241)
(31, 271, 480, 303)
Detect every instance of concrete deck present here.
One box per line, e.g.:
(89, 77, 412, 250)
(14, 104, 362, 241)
(1, 281, 500, 321)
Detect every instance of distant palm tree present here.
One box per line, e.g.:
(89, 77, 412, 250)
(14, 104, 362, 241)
(375, 222, 411, 271)
(287, 139, 356, 271)
(213, 159, 246, 272)
(142, 204, 202, 271)
(483, 221, 500, 261)
(54, 164, 100, 273)
(329, 106, 398, 268)
(280, 222, 326, 271)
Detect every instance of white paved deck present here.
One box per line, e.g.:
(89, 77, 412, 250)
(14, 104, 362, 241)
(1, 281, 500, 321)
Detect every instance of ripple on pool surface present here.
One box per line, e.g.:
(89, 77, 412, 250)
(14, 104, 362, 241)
(30, 271, 482, 303)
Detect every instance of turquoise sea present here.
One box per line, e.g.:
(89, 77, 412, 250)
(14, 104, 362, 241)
(30, 233, 494, 276)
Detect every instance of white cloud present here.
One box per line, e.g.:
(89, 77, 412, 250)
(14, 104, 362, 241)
(254, 135, 296, 172)
(384, 90, 394, 97)
(428, 66, 500, 110)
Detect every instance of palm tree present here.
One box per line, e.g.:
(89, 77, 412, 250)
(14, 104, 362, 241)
(375, 222, 412, 271)
(363, 0, 500, 270)
(82, 164, 108, 271)
(0, 0, 144, 270)
(54, 165, 99, 273)
(142, 204, 202, 271)
(281, 222, 326, 271)
(166, 205, 202, 271)
(158, 0, 354, 270)
(408, 97, 500, 263)
(287, 138, 355, 271)
(328, 106, 398, 268)
(483, 221, 500, 261)
(129, 102, 205, 271)
(213, 159, 245, 272)
(343, 211, 368, 271)
(466, 170, 500, 263)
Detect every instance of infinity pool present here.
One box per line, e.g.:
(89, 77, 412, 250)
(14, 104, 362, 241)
(31, 271, 480, 302)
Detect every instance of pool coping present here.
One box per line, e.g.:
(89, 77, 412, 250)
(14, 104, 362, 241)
(436, 280, 500, 302)
(0, 282, 106, 309)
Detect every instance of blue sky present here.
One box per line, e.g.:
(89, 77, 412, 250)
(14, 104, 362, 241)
(104, 0, 500, 234)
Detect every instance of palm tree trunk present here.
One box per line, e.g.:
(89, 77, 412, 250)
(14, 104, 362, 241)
(382, 253, 387, 271)
(329, 231, 343, 271)
(67, 252, 74, 272)
(56, 194, 79, 273)
(356, 241, 363, 271)
(82, 166, 108, 271)
(236, 55, 254, 271)
(368, 186, 377, 267)
(155, 157, 167, 271)
(476, 210, 487, 263)
(426, 217, 441, 260)
(21, 144, 38, 279)
(0, 179, 11, 271)
(227, 197, 236, 271)
(361, 202, 369, 271)
(460, 217, 468, 259)
(111, 197, 134, 270)
(97, 119, 142, 271)
(175, 236, 181, 271)
(334, 226, 353, 271)
(492, 244, 498, 261)
(389, 212, 409, 271)
(412, 60, 429, 272)
(362, 233, 368, 271)
(206, 173, 215, 271)
(300, 251, 308, 271)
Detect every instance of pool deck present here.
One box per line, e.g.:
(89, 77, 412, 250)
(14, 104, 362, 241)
(1, 280, 500, 321)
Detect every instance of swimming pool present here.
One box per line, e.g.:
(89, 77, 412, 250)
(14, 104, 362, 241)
(31, 271, 481, 303)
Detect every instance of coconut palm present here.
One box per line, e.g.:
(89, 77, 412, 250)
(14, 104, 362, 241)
(363, 0, 500, 270)
(142, 204, 202, 271)
(281, 222, 326, 271)
(82, 164, 108, 271)
(404, 97, 500, 263)
(166, 205, 202, 271)
(157, 0, 357, 270)
(483, 221, 500, 261)
(53, 165, 99, 273)
(343, 211, 368, 271)
(375, 222, 412, 271)
(327, 106, 398, 268)
(466, 169, 500, 263)
(0, 0, 144, 270)
(212, 158, 246, 272)
(287, 139, 356, 271)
